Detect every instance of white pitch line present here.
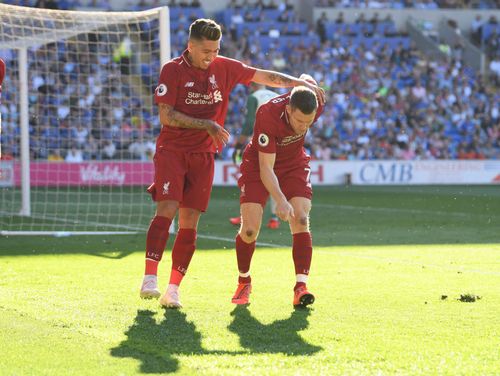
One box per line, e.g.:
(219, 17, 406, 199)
(0, 230, 138, 236)
(0, 211, 286, 247)
(0, 211, 147, 231)
(196, 234, 287, 248)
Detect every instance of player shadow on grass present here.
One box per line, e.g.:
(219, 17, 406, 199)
(110, 309, 241, 374)
(228, 305, 322, 355)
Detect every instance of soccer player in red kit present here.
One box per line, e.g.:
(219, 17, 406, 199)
(140, 19, 325, 308)
(231, 79, 323, 308)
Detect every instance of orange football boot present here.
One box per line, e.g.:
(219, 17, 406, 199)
(229, 216, 241, 226)
(266, 217, 280, 229)
(231, 283, 252, 305)
(293, 285, 315, 308)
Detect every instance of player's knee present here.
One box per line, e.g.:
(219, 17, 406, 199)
(294, 210, 309, 226)
(179, 208, 201, 228)
(156, 201, 178, 218)
(299, 215, 309, 226)
(183, 208, 198, 219)
(241, 227, 258, 242)
(292, 213, 309, 229)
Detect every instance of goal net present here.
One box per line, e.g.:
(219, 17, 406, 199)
(0, 3, 170, 235)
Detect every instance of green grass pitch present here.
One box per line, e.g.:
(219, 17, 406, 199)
(1, 186, 499, 375)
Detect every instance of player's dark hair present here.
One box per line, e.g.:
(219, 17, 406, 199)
(189, 18, 222, 41)
(289, 86, 318, 115)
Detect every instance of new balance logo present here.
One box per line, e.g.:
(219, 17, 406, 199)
(162, 182, 170, 195)
(184, 81, 194, 87)
(214, 90, 222, 103)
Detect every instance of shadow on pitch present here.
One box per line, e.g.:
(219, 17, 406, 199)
(110, 309, 241, 374)
(228, 305, 322, 355)
(110, 306, 321, 373)
(0, 234, 228, 257)
(0, 234, 143, 258)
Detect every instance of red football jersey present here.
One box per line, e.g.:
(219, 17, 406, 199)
(240, 92, 323, 180)
(154, 50, 256, 153)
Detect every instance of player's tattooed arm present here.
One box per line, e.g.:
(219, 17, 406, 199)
(252, 69, 296, 88)
(159, 103, 207, 130)
(158, 103, 229, 145)
(252, 69, 326, 105)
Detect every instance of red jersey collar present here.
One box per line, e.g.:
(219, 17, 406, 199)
(282, 108, 290, 124)
(281, 96, 294, 132)
(181, 49, 192, 67)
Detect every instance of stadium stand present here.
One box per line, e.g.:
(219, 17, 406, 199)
(315, 0, 498, 9)
(0, 0, 499, 162)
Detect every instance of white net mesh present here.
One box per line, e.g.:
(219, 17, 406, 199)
(0, 4, 166, 233)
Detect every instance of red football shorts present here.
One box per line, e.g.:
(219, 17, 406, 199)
(147, 148, 215, 212)
(239, 165, 313, 207)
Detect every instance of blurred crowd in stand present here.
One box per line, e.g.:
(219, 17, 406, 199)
(0, 0, 498, 161)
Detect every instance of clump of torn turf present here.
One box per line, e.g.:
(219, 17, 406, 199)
(458, 293, 481, 302)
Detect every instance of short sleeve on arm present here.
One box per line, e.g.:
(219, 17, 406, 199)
(223, 57, 257, 88)
(254, 107, 276, 154)
(154, 62, 179, 106)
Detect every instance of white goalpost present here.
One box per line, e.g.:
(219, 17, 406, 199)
(0, 3, 172, 236)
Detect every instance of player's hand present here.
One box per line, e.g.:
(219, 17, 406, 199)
(206, 120, 230, 148)
(299, 73, 317, 85)
(298, 75, 325, 106)
(275, 199, 295, 222)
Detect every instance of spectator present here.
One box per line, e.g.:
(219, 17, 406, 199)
(73, 124, 89, 147)
(83, 135, 99, 160)
(489, 54, 500, 87)
(65, 147, 84, 163)
(102, 140, 117, 160)
(355, 13, 366, 24)
(335, 12, 345, 24)
(48, 148, 64, 161)
(128, 136, 155, 161)
(486, 30, 499, 59)
(470, 15, 483, 45)
(278, 9, 291, 23)
(316, 12, 328, 44)
(369, 12, 380, 25)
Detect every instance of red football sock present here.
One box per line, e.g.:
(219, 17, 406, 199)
(144, 216, 172, 275)
(292, 232, 312, 276)
(238, 276, 252, 284)
(145, 259, 159, 276)
(294, 282, 306, 291)
(169, 269, 184, 286)
(235, 234, 255, 284)
(169, 228, 197, 285)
